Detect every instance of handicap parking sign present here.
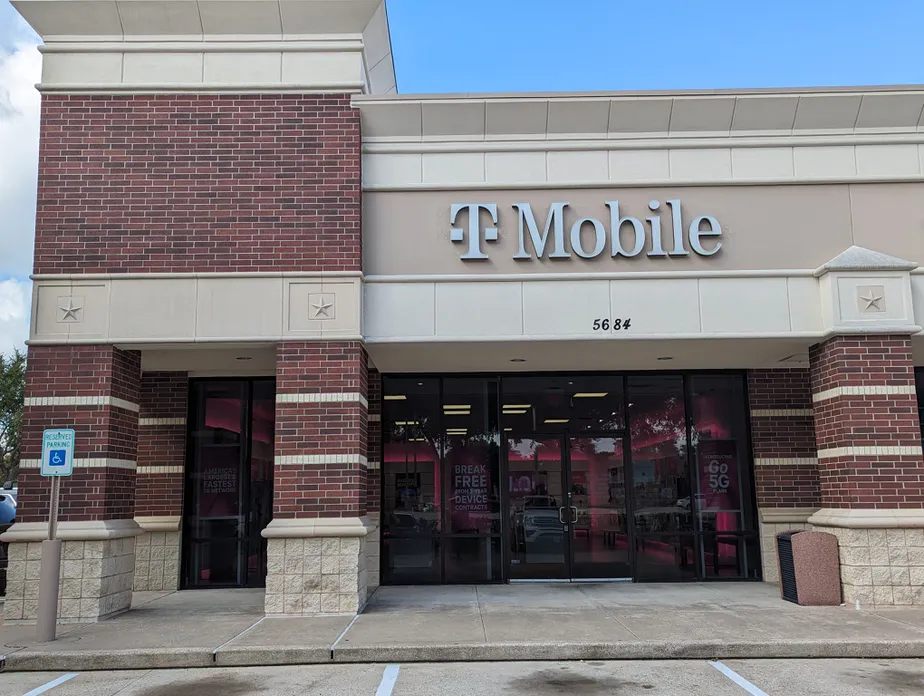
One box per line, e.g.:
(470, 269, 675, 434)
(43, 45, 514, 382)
(41, 429, 75, 476)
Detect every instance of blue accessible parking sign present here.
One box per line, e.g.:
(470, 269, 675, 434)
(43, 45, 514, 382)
(41, 429, 75, 477)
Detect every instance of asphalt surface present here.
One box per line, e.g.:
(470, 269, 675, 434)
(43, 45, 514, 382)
(4, 659, 924, 696)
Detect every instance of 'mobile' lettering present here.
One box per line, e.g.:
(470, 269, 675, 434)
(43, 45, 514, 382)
(449, 200, 722, 261)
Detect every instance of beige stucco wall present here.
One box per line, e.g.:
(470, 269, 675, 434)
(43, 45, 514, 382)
(363, 183, 924, 276)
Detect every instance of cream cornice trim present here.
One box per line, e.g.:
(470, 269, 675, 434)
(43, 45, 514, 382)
(809, 508, 924, 529)
(28, 335, 365, 346)
(750, 409, 814, 417)
(276, 392, 368, 407)
(759, 508, 819, 524)
(24, 395, 140, 412)
(817, 445, 923, 459)
(364, 270, 817, 282)
(754, 457, 818, 467)
(363, 133, 924, 153)
(0, 519, 143, 543)
(261, 517, 375, 539)
(813, 385, 916, 402)
(40, 40, 365, 54)
(31, 271, 364, 281)
(19, 458, 137, 470)
(275, 454, 368, 466)
(136, 465, 184, 474)
(364, 174, 924, 193)
(139, 417, 186, 427)
(134, 516, 182, 532)
(38, 84, 366, 95)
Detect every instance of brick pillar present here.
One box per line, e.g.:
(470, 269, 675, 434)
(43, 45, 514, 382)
(366, 365, 382, 591)
(133, 372, 187, 592)
(2, 346, 142, 623)
(747, 369, 819, 582)
(262, 341, 372, 615)
(808, 334, 924, 607)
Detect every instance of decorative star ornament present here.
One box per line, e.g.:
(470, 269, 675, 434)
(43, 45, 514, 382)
(311, 298, 334, 318)
(59, 297, 82, 321)
(860, 291, 883, 311)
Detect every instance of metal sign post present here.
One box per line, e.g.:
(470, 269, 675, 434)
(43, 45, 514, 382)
(36, 428, 75, 643)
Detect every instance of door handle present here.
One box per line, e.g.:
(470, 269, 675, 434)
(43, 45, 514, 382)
(558, 507, 566, 525)
(571, 506, 579, 523)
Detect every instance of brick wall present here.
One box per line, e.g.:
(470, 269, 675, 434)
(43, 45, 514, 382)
(135, 372, 187, 519)
(19, 345, 141, 523)
(810, 335, 924, 508)
(747, 369, 819, 509)
(274, 342, 368, 519)
(367, 367, 382, 516)
(34, 94, 360, 274)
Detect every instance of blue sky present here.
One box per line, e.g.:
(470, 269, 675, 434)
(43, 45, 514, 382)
(1, 0, 924, 354)
(387, 0, 924, 93)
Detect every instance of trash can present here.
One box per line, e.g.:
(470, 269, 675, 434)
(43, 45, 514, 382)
(776, 530, 841, 606)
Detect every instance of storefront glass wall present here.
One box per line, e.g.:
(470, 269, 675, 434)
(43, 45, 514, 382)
(182, 379, 275, 588)
(381, 373, 759, 584)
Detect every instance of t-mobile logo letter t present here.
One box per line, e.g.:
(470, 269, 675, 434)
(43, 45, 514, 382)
(450, 203, 498, 259)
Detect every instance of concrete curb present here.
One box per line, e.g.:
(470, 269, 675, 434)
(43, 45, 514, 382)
(3, 647, 215, 671)
(6, 640, 924, 671)
(214, 646, 332, 667)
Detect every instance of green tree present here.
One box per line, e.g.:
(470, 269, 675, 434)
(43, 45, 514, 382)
(0, 349, 26, 485)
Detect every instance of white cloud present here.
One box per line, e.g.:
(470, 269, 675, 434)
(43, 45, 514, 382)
(0, 10, 42, 356)
(0, 39, 41, 279)
(0, 277, 29, 355)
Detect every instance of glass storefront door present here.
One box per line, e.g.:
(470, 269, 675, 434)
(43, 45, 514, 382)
(182, 378, 275, 589)
(505, 434, 631, 581)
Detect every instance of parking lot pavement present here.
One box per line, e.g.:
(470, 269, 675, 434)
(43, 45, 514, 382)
(5, 659, 924, 696)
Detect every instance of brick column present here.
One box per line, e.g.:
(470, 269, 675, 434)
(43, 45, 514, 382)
(808, 335, 924, 606)
(133, 372, 187, 591)
(366, 366, 382, 591)
(262, 341, 372, 615)
(747, 369, 819, 582)
(2, 346, 142, 623)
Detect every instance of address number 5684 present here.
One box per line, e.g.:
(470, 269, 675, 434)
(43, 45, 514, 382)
(592, 318, 632, 331)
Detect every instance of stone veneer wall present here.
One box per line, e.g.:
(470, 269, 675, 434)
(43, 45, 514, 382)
(817, 526, 924, 606)
(133, 531, 181, 592)
(264, 536, 368, 615)
(4, 538, 135, 623)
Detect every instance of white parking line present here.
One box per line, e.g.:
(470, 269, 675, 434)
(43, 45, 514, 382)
(375, 664, 401, 696)
(710, 661, 769, 696)
(21, 673, 78, 696)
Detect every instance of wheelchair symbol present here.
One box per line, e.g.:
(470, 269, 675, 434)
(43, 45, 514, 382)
(48, 449, 67, 467)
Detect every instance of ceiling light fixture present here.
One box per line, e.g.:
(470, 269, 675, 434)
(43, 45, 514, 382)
(235, 356, 252, 361)
(573, 392, 608, 398)
(394, 421, 419, 426)
(384, 395, 407, 401)
(443, 404, 470, 410)
(544, 419, 570, 424)
(656, 357, 673, 361)
(503, 409, 528, 415)
(510, 358, 526, 363)
(503, 404, 531, 409)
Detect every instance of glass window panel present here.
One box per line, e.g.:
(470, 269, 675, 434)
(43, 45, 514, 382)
(382, 536, 441, 584)
(443, 378, 500, 535)
(701, 534, 749, 578)
(635, 535, 697, 581)
(501, 376, 625, 433)
(189, 540, 242, 586)
(628, 376, 693, 533)
(444, 537, 502, 583)
(689, 375, 752, 532)
(382, 378, 441, 537)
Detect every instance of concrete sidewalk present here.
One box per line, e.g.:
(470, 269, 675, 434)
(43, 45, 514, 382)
(5, 583, 924, 671)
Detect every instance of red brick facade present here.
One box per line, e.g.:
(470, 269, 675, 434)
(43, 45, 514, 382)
(747, 369, 819, 509)
(273, 342, 369, 519)
(33, 94, 361, 274)
(810, 335, 924, 508)
(135, 372, 188, 519)
(18, 346, 141, 523)
(366, 367, 382, 516)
